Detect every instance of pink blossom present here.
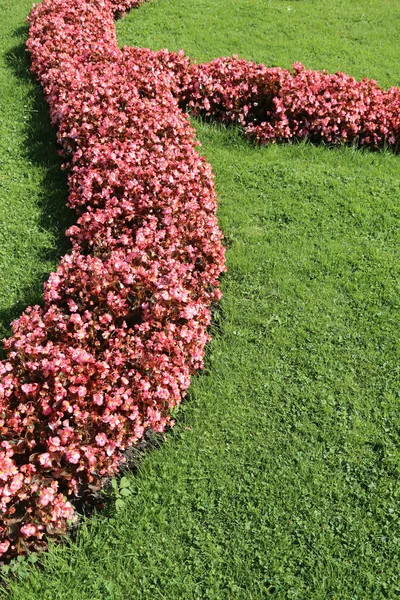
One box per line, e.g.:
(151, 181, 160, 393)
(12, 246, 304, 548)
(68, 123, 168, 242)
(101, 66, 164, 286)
(39, 487, 56, 507)
(0, 541, 10, 555)
(95, 433, 108, 447)
(93, 392, 104, 406)
(65, 450, 80, 464)
(39, 453, 53, 468)
(21, 383, 39, 395)
(20, 524, 37, 537)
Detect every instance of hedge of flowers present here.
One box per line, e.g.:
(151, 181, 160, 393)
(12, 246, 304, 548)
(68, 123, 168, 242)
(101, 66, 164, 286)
(187, 57, 400, 149)
(0, 0, 399, 560)
(0, 0, 225, 559)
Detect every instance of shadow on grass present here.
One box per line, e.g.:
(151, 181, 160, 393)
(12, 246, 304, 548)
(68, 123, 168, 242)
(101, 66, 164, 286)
(0, 24, 74, 355)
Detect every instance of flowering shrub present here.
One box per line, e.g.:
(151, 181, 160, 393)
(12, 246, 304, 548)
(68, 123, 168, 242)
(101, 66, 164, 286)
(1, 0, 399, 561)
(187, 58, 400, 150)
(0, 0, 224, 559)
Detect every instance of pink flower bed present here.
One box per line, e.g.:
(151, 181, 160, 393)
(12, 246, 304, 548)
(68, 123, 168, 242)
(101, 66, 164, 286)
(1, 0, 399, 560)
(0, 0, 225, 559)
(187, 57, 400, 149)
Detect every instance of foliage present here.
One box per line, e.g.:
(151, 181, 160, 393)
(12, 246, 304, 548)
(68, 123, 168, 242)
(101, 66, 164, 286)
(109, 476, 134, 512)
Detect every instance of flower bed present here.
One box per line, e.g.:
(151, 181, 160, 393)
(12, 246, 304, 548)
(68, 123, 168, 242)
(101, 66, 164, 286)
(187, 57, 400, 149)
(0, 0, 399, 560)
(0, 0, 225, 559)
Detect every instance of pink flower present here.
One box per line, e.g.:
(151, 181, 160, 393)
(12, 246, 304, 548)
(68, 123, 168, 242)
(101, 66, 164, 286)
(77, 386, 87, 398)
(66, 450, 80, 464)
(95, 433, 107, 447)
(21, 383, 39, 395)
(0, 541, 10, 555)
(93, 392, 104, 406)
(48, 437, 61, 452)
(20, 524, 37, 537)
(39, 453, 53, 468)
(39, 487, 56, 507)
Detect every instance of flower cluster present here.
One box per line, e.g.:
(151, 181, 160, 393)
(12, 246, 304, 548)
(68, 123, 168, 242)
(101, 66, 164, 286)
(0, 0, 225, 559)
(187, 57, 400, 149)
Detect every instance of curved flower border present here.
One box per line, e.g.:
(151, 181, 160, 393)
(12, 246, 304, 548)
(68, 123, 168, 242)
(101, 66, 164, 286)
(0, 0, 399, 559)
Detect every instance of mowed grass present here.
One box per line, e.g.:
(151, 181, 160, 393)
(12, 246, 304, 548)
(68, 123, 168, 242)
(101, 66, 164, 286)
(0, 0, 73, 346)
(1, 0, 400, 598)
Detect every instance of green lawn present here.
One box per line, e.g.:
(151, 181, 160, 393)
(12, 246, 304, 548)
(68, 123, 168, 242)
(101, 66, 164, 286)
(0, 0, 74, 346)
(1, 0, 400, 598)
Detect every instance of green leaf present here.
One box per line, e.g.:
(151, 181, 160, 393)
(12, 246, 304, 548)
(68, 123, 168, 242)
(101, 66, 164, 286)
(119, 476, 130, 489)
(28, 553, 39, 564)
(119, 487, 132, 498)
(115, 498, 125, 511)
